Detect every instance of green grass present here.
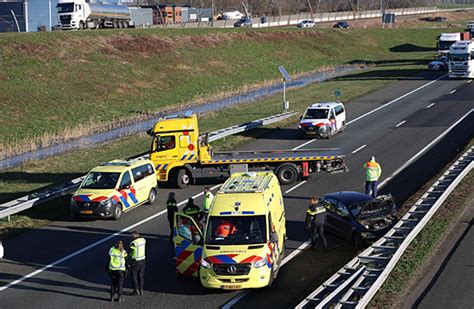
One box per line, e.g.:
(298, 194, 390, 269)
(0, 24, 465, 157)
(369, 144, 474, 308)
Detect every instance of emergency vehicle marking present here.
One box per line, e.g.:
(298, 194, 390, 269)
(219, 211, 255, 215)
(207, 254, 239, 264)
(202, 155, 340, 164)
(73, 195, 109, 203)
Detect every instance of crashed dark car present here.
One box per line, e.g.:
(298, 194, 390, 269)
(320, 191, 397, 246)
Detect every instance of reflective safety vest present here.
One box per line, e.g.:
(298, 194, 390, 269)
(364, 160, 381, 181)
(306, 205, 326, 216)
(130, 237, 146, 261)
(109, 247, 127, 271)
(203, 192, 214, 212)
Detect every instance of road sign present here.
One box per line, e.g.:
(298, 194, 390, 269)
(335, 90, 341, 98)
(278, 66, 292, 81)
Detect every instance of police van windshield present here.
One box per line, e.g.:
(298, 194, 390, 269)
(303, 108, 329, 120)
(81, 172, 120, 190)
(205, 215, 266, 245)
(57, 3, 74, 13)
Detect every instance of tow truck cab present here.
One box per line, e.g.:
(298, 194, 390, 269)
(173, 172, 286, 289)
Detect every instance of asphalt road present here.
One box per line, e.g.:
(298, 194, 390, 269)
(0, 72, 473, 309)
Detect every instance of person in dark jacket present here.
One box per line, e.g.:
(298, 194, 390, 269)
(166, 192, 178, 243)
(305, 196, 328, 250)
(183, 197, 201, 222)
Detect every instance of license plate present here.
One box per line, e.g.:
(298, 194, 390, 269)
(222, 284, 242, 290)
(80, 210, 93, 214)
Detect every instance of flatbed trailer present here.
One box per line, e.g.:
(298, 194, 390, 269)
(150, 113, 348, 188)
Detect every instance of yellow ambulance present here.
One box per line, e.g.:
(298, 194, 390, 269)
(70, 159, 158, 220)
(173, 171, 286, 289)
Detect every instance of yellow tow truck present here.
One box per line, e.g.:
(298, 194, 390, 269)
(149, 113, 347, 188)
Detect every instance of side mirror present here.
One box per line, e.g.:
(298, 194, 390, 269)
(192, 234, 202, 245)
(299, 115, 303, 120)
(270, 232, 278, 243)
(121, 184, 130, 190)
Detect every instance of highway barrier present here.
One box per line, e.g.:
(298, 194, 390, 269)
(296, 144, 473, 308)
(0, 112, 296, 221)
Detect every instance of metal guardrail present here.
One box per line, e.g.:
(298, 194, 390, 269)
(296, 146, 473, 309)
(0, 112, 297, 220)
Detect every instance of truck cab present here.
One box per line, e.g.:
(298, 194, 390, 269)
(173, 172, 286, 289)
(448, 40, 474, 79)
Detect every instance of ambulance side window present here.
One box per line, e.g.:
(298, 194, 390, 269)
(119, 171, 132, 189)
(132, 164, 153, 182)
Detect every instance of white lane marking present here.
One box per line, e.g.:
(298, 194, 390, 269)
(293, 138, 316, 150)
(0, 73, 450, 295)
(379, 109, 472, 188)
(351, 144, 367, 154)
(346, 74, 447, 126)
(0, 184, 222, 292)
(285, 180, 307, 193)
(222, 240, 312, 309)
(468, 80, 472, 84)
(449, 89, 456, 94)
(426, 103, 435, 109)
(395, 120, 406, 128)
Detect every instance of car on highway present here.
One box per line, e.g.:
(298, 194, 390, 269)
(234, 16, 252, 28)
(297, 19, 316, 28)
(320, 191, 397, 247)
(333, 21, 350, 28)
(70, 159, 157, 220)
(299, 102, 346, 138)
(428, 55, 448, 71)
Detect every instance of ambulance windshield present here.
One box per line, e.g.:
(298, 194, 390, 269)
(205, 215, 266, 245)
(81, 172, 120, 190)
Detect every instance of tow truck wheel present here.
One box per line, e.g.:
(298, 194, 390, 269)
(113, 204, 123, 220)
(175, 169, 190, 189)
(147, 188, 157, 205)
(276, 164, 298, 185)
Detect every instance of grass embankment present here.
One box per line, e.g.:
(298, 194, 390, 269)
(369, 141, 474, 308)
(0, 25, 465, 158)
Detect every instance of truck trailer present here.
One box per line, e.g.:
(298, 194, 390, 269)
(437, 32, 471, 55)
(56, 0, 133, 30)
(149, 113, 348, 188)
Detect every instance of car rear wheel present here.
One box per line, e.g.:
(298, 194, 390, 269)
(148, 188, 157, 205)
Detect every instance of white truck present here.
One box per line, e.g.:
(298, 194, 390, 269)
(56, 0, 133, 30)
(448, 40, 474, 79)
(437, 32, 471, 55)
(222, 11, 244, 20)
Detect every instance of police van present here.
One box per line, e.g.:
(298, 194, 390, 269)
(299, 102, 346, 138)
(173, 171, 286, 289)
(70, 159, 158, 220)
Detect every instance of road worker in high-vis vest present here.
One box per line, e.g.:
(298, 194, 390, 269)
(129, 231, 146, 296)
(363, 156, 382, 198)
(202, 187, 214, 215)
(108, 240, 127, 302)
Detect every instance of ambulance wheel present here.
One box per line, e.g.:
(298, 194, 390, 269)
(175, 169, 191, 189)
(113, 204, 123, 220)
(147, 188, 157, 205)
(276, 164, 298, 185)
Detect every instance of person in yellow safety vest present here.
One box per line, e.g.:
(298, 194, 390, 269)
(202, 187, 214, 215)
(363, 156, 382, 198)
(108, 240, 127, 302)
(129, 231, 146, 296)
(305, 196, 328, 250)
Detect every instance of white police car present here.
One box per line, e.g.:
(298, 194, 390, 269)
(299, 102, 346, 138)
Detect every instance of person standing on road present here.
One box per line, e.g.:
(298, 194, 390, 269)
(305, 196, 328, 250)
(108, 240, 127, 302)
(183, 197, 201, 222)
(129, 231, 146, 296)
(363, 156, 382, 198)
(166, 192, 178, 243)
(202, 187, 214, 217)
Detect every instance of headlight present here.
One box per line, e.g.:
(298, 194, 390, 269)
(201, 258, 212, 269)
(100, 198, 113, 207)
(364, 224, 370, 229)
(253, 256, 268, 268)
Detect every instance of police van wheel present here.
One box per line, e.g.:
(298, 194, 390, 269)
(113, 204, 123, 220)
(341, 121, 346, 133)
(175, 169, 190, 189)
(147, 188, 157, 205)
(276, 164, 298, 185)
